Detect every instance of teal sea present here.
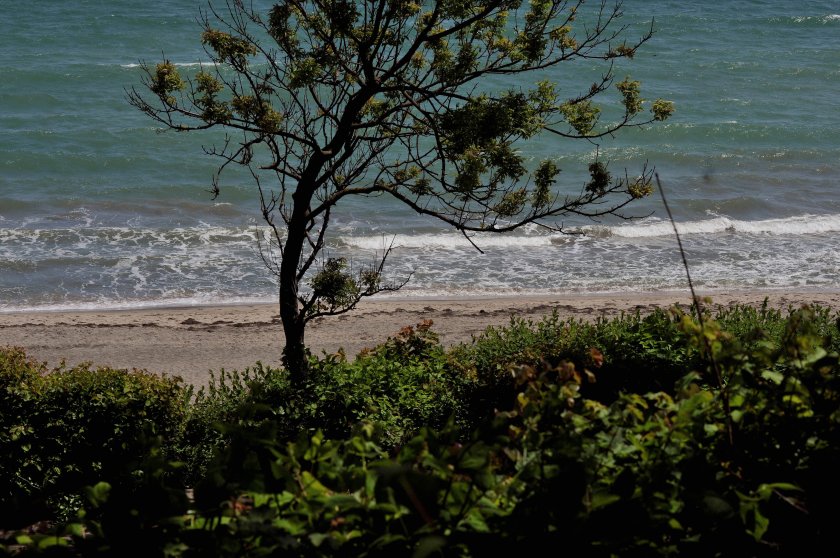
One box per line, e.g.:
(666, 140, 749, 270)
(2, 1, 840, 311)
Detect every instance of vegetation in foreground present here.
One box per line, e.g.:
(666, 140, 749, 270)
(2, 301, 839, 556)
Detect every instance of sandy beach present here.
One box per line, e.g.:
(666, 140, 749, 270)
(2, 290, 839, 386)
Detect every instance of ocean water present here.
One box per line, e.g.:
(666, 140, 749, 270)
(2, 0, 839, 312)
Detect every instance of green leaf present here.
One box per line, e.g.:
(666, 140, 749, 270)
(274, 518, 307, 535)
(301, 471, 331, 496)
(462, 508, 490, 532)
(86, 481, 112, 506)
(38, 536, 68, 549)
(589, 491, 621, 510)
(763, 482, 802, 492)
(309, 532, 330, 547)
(325, 493, 362, 509)
(413, 536, 447, 558)
(65, 523, 86, 538)
(760, 370, 785, 384)
(702, 494, 734, 518)
(753, 510, 770, 541)
(803, 346, 828, 365)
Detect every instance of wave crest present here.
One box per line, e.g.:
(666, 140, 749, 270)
(601, 214, 840, 238)
(339, 213, 840, 249)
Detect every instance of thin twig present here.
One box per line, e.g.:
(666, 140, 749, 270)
(656, 172, 734, 450)
(656, 173, 701, 318)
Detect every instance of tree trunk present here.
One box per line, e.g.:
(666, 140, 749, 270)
(279, 191, 313, 383)
(279, 255, 308, 382)
(277, 130, 353, 382)
(281, 313, 308, 383)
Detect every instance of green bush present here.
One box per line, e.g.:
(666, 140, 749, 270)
(714, 300, 840, 355)
(177, 363, 289, 485)
(584, 307, 695, 400)
(452, 302, 840, 412)
(307, 331, 468, 448)
(0, 348, 187, 528)
(182, 320, 468, 462)
(0, 348, 50, 527)
(450, 308, 696, 421)
(170, 321, 467, 492)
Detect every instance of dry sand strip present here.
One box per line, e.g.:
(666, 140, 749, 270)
(2, 290, 839, 387)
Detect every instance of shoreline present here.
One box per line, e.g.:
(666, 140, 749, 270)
(2, 290, 839, 386)
(5, 285, 840, 316)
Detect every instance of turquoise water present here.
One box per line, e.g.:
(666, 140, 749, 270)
(2, 1, 840, 311)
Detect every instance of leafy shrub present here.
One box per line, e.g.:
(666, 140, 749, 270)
(583, 307, 695, 400)
(0, 348, 187, 528)
(177, 363, 289, 485)
(450, 308, 695, 423)
(714, 299, 840, 355)
(192, 321, 467, 454)
(175, 321, 467, 488)
(449, 312, 590, 423)
(0, 348, 50, 527)
(304, 321, 465, 445)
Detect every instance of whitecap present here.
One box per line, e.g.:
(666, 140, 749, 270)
(596, 214, 840, 239)
(340, 232, 557, 251)
(120, 61, 208, 68)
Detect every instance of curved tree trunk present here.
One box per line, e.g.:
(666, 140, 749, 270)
(279, 191, 313, 383)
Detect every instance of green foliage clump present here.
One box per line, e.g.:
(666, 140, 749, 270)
(616, 76, 643, 115)
(561, 99, 600, 135)
(201, 29, 257, 66)
(207, 320, 463, 450)
(173, 320, 466, 485)
(586, 160, 611, 194)
(532, 158, 559, 208)
(194, 71, 231, 124)
(627, 175, 654, 199)
(150, 61, 184, 105)
(176, 364, 289, 486)
(306, 258, 384, 317)
(0, 348, 187, 528)
(451, 307, 694, 416)
(308, 258, 361, 315)
(652, 98, 676, 121)
(230, 95, 283, 133)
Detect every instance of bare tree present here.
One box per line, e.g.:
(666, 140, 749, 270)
(128, 0, 673, 381)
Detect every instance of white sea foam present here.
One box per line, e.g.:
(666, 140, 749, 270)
(590, 214, 840, 239)
(790, 14, 840, 23)
(340, 232, 561, 250)
(0, 295, 276, 314)
(120, 61, 208, 68)
(0, 225, 261, 246)
(339, 213, 840, 249)
(4, 214, 838, 263)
